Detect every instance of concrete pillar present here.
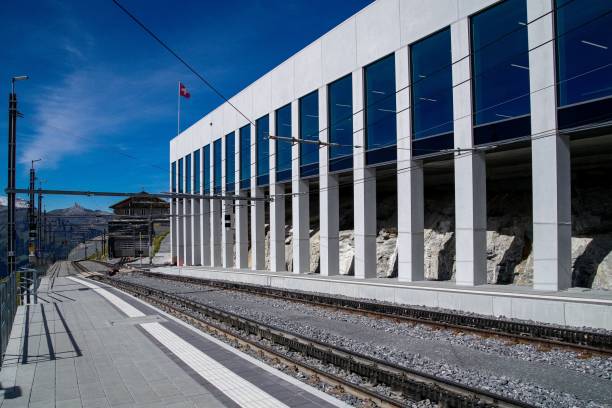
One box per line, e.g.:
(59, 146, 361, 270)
(235, 130, 248, 268)
(528, 0, 571, 290)
(250, 123, 265, 270)
(184, 198, 192, 265)
(193, 148, 202, 266)
(170, 162, 176, 264)
(291, 100, 310, 274)
(319, 86, 339, 276)
(269, 111, 287, 272)
(201, 199, 211, 266)
(396, 47, 424, 282)
(353, 69, 377, 279)
(221, 137, 234, 268)
(177, 199, 184, 266)
(451, 19, 487, 286)
(210, 148, 221, 267)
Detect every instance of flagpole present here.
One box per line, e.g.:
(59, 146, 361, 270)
(177, 81, 181, 137)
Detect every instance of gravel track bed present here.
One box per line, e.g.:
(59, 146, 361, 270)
(170, 298, 437, 407)
(119, 274, 611, 408)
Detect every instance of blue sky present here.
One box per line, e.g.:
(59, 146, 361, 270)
(1, 0, 372, 210)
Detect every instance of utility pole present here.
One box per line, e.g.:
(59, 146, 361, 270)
(6, 75, 28, 277)
(37, 184, 42, 265)
(28, 159, 40, 266)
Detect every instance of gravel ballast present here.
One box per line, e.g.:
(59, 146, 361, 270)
(117, 273, 612, 408)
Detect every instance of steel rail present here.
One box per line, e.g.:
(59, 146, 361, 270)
(137, 271, 612, 354)
(85, 272, 532, 408)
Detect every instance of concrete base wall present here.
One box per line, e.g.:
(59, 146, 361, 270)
(157, 266, 612, 330)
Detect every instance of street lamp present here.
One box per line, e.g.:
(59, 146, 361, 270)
(7, 75, 29, 277)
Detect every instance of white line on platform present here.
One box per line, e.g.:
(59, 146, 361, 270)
(141, 322, 290, 408)
(68, 277, 145, 317)
(71, 276, 350, 408)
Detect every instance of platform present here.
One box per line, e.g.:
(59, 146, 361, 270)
(156, 266, 612, 330)
(0, 274, 349, 407)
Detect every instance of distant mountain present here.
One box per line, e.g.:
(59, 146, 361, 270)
(0, 203, 114, 275)
(0, 195, 29, 209)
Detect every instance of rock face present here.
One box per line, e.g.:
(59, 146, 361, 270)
(257, 174, 612, 289)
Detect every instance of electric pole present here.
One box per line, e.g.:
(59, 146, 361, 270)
(28, 159, 40, 265)
(6, 75, 28, 277)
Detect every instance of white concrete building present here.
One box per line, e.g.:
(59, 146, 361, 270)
(168, 0, 612, 327)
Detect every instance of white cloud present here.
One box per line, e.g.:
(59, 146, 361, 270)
(20, 62, 176, 168)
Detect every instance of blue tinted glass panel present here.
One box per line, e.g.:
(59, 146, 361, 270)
(411, 28, 453, 140)
(225, 132, 235, 192)
(328, 74, 353, 172)
(203, 145, 210, 194)
(556, 0, 612, 107)
(299, 90, 319, 177)
(178, 158, 183, 194)
(472, 0, 530, 126)
(275, 104, 292, 182)
(239, 125, 251, 190)
(214, 139, 222, 194)
(185, 154, 191, 193)
(256, 115, 269, 186)
(365, 54, 396, 164)
(194, 150, 200, 193)
(171, 161, 176, 193)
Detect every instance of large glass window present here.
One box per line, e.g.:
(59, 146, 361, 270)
(239, 125, 250, 190)
(203, 145, 210, 194)
(178, 158, 183, 194)
(214, 139, 222, 194)
(411, 28, 454, 156)
(185, 154, 191, 193)
(365, 54, 396, 165)
(275, 104, 292, 182)
(225, 132, 235, 192)
(328, 74, 353, 172)
(171, 161, 176, 193)
(256, 115, 269, 186)
(556, 0, 612, 129)
(299, 90, 319, 177)
(194, 149, 200, 193)
(471, 0, 530, 143)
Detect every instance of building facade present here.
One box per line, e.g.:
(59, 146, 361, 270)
(169, 0, 612, 290)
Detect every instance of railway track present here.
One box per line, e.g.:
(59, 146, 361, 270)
(133, 271, 612, 355)
(82, 269, 531, 408)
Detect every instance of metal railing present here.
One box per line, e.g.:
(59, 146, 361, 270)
(0, 273, 18, 366)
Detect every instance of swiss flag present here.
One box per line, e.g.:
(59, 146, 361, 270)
(179, 82, 191, 99)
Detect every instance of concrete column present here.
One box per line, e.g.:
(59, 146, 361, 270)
(201, 199, 211, 265)
(193, 148, 202, 266)
(184, 198, 192, 265)
(170, 162, 176, 264)
(269, 111, 286, 272)
(210, 147, 221, 267)
(451, 19, 487, 286)
(353, 69, 377, 279)
(177, 199, 184, 266)
(192, 151, 201, 265)
(235, 130, 248, 268)
(319, 86, 339, 276)
(396, 46, 425, 282)
(183, 156, 193, 266)
(291, 100, 310, 274)
(250, 123, 265, 270)
(528, 0, 571, 290)
(221, 137, 234, 268)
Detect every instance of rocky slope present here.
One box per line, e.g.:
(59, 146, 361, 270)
(247, 174, 612, 290)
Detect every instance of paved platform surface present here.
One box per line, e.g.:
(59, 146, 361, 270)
(0, 270, 348, 408)
(157, 265, 612, 330)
